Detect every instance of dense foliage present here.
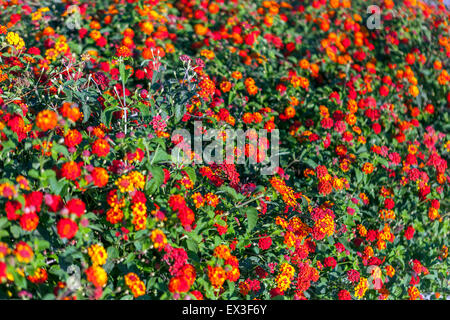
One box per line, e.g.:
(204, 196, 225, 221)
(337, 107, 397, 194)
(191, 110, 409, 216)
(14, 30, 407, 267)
(0, 0, 449, 300)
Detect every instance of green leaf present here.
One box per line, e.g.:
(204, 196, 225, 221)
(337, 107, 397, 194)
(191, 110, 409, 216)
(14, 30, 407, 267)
(13, 272, 27, 289)
(125, 253, 136, 267)
(119, 62, 127, 83)
(152, 69, 161, 85)
(1, 140, 16, 154)
(186, 238, 199, 254)
(183, 167, 197, 185)
(49, 177, 64, 195)
(28, 169, 40, 179)
(136, 102, 150, 118)
(149, 148, 170, 164)
(146, 165, 164, 194)
(355, 169, 362, 184)
(36, 239, 50, 251)
(377, 157, 389, 168)
(10, 225, 22, 238)
(100, 105, 121, 127)
(52, 144, 69, 158)
(174, 103, 186, 123)
(219, 186, 243, 201)
(107, 246, 119, 259)
(303, 158, 317, 168)
(246, 207, 258, 233)
(0, 218, 8, 230)
(82, 103, 91, 123)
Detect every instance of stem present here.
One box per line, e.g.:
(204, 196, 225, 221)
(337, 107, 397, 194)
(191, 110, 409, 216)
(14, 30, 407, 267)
(235, 194, 266, 208)
(122, 69, 127, 135)
(150, 144, 160, 166)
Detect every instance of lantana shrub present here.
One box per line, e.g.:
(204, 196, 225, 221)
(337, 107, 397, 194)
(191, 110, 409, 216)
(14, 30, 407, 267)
(0, 0, 449, 300)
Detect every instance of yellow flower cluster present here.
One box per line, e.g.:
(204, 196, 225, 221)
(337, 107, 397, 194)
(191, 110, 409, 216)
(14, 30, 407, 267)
(31, 7, 49, 21)
(131, 202, 147, 231)
(200, 49, 215, 60)
(88, 244, 108, 266)
(316, 214, 335, 238)
(45, 35, 69, 61)
(379, 209, 395, 220)
(115, 171, 145, 193)
(354, 277, 369, 299)
(275, 263, 295, 292)
(129, 171, 146, 190)
(6, 32, 25, 50)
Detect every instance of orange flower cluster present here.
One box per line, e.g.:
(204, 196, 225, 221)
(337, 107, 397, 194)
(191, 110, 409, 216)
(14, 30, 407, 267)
(13, 241, 34, 264)
(197, 76, 215, 100)
(408, 286, 421, 300)
(36, 110, 58, 131)
(208, 244, 240, 288)
(27, 268, 48, 284)
(115, 171, 145, 193)
(150, 229, 167, 250)
(290, 75, 309, 90)
(91, 167, 109, 187)
(64, 129, 82, 148)
(131, 201, 147, 231)
(61, 161, 81, 181)
(60, 102, 82, 122)
(315, 165, 335, 196)
(379, 209, 395, 220)
(362, 162, 374, 174)
(244, 77, 259, 95)
(86, 265, 107, 288)
(242, 111, 263, 124)
(125, 272, 146, 298)
(92, 138, 110, 157)
(116, 45, 132, 58)
(213, 244, 231, 260)
(106, 190, 125, 224)
(428, 199, 440, 221)
(294, 261, 319, 298)
(191, 192, 204, 208)
(269, 177, 297, 207)
(219, 80, 231, 93)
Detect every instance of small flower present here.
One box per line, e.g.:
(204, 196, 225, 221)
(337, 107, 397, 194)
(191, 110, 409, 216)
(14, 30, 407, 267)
(179, 54, 191, 63)
(36, 110, 58, 131)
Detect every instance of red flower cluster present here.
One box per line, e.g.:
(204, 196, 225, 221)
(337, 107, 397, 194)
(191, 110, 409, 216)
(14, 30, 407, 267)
(310, 207, 335, 241)
(168, 194, 195, 230)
